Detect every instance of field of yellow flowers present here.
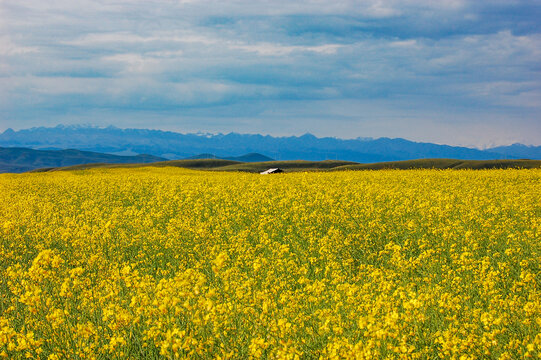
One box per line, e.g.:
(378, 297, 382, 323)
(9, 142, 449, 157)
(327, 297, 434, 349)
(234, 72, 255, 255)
(0, 168, 539, 359)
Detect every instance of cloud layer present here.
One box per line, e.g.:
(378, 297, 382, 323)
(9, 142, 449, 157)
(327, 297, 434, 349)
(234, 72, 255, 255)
(1, 0, 540, 147)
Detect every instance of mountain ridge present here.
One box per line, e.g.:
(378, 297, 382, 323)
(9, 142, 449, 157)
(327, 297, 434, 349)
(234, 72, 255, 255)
(1, 125, 540, 162)
(0, 147, 166, 173)
(185, 153, 275, 162)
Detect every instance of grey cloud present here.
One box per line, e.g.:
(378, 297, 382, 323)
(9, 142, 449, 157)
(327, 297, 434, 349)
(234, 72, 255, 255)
(1, 0, 540, 146)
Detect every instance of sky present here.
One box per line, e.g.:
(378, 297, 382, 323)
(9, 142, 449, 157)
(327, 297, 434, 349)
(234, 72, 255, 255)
(1, 0, 540, 148)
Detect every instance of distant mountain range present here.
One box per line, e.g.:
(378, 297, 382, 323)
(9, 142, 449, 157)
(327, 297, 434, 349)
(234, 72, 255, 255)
(0, 125, 539, 165)
(0, 147, 166, 173)
(185, 153, 274, 162)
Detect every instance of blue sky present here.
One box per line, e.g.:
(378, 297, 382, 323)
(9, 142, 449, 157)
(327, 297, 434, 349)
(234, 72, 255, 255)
(1, 0, 540, 147)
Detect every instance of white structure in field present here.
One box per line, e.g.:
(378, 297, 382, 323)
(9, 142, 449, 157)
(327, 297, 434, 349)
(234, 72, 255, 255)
(260, 168, 283, 174)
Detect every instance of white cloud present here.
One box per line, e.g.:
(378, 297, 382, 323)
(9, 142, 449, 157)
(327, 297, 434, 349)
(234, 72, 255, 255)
(388, 39, 419, 48)
(101, 53, 163, 74)
(455, 81, 541, 108)
(230, 43, 343, 56)
(0, 36, 39, 56)
(62, 32, 219, 46)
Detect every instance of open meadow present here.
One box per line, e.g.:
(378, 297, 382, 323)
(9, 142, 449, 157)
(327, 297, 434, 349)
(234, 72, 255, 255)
(0, 168, 539, 359)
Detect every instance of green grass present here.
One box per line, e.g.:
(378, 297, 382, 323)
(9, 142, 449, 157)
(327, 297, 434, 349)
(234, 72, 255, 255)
(31, 159, 241, 172)
(334, 158, 541, 171)
(31, 158, 541, 173)
(214, 160, 358, 172)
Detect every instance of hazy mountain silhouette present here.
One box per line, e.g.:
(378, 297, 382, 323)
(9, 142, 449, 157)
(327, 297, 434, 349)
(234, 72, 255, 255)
(186, 153, 275, 162)
(486, 143, 541, 159)
(0, 146, 166, 173)
(1, 125, 539, 163)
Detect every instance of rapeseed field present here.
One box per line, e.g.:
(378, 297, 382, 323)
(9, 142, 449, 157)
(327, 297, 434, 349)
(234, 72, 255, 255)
(0, 168, 539, 359)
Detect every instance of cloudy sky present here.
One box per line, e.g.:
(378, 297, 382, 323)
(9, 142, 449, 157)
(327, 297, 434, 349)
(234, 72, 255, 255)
(1, 0, 540, 147)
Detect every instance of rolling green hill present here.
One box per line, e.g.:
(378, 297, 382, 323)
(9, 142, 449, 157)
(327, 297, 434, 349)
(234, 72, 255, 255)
(30, 159, 241, 172)
(334, 158, 541, 171)
(31, 158, 541, 173)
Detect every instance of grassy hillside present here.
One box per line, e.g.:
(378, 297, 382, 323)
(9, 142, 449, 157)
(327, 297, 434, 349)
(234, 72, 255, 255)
(32, 158, 541, 173)
(33, 159, 358, 173)
(334, 158, 541, 171)
(31, 159, 241, 172)
(214, 160, 358, 172)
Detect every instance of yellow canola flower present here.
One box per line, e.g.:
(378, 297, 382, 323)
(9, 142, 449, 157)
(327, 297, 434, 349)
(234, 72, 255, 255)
(0, 167, 539, 359)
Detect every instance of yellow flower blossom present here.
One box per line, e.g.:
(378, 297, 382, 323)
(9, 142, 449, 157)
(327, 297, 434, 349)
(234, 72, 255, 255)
(0, 168, 539, 359)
